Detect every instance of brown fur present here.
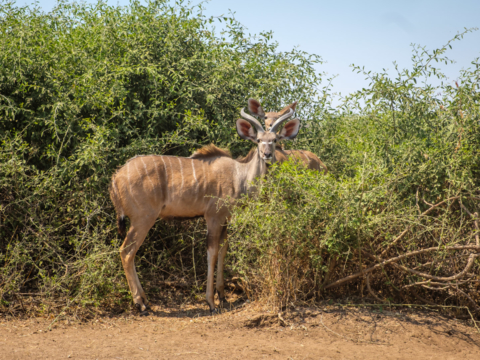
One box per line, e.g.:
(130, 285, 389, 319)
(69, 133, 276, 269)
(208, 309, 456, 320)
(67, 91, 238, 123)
(190, 144, 232, 160)
(236, 147, 257, 163)
(237, 147, 327, 174)
(283, 149, 328, 174)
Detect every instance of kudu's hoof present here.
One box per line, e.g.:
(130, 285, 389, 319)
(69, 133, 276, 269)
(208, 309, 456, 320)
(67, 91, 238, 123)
(135, 303, 149, 316)
(210, 308, 218, 316)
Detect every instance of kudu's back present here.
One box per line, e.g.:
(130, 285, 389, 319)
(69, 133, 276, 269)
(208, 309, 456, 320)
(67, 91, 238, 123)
(110, 151, 244, 232)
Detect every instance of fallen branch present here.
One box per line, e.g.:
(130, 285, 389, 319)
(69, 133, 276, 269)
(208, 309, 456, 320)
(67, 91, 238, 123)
(404, 279, 475, 288)
(324, 245, 480, 290)
(421, 284, 450, 291)
(390, 252, 478, 282)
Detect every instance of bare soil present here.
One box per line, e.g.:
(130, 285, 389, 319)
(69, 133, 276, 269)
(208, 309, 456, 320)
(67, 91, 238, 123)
(1, 302, 479, 360)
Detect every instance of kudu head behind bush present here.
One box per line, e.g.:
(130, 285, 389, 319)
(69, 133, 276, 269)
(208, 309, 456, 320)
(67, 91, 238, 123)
(247, 98, 298, 132)
(237, 107, 299, 163)
(242, 98, 328, 174)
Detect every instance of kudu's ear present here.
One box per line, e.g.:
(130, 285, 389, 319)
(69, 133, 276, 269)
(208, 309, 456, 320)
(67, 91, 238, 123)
(278, 101, 298, 115)
(248, 99, 265, 118)
(277, 118, 300, 141)
(236, 119, 257, 143)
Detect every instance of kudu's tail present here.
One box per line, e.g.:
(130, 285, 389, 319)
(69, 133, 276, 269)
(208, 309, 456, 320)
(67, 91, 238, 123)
(117, 216, 126, 237)
(109, 174, 126, 237)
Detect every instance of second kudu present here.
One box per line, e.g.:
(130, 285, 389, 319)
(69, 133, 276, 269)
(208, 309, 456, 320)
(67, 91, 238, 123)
(247, 98, 327, 174)
(110, 108, 299, 315)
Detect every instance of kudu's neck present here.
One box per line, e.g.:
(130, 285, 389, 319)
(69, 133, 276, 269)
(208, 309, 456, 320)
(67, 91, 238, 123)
(238, 146, 272, 193)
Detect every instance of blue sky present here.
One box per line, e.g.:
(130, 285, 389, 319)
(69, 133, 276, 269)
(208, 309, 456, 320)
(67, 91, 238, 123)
(17, 0, 480, 99)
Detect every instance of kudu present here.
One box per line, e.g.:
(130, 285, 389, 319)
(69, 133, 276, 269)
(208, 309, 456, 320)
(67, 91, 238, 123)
(247, 99, 327, 174)
(109, 108, 299, 315)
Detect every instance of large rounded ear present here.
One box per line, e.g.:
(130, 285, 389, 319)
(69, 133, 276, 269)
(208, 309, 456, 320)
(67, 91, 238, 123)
(277, 118, 300, 141)
(278, 101, 298, 115)
(248, 99, 265, 118)
(236, 119, 257, 143)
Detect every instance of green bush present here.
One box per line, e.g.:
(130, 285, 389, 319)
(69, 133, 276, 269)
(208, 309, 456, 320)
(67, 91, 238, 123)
(229, 33, 480, 311)
(0, 0, 323, 312)
(1, 0, 479, 316)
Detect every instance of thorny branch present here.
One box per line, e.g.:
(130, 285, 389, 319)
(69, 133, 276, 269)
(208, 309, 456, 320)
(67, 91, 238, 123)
(325, 197, 480, 313)
(380, 196, 461, 256)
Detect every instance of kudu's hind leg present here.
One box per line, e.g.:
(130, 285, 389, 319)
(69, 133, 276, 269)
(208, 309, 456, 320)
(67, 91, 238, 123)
(120, 215, 156, 315)
(216, 225, 228, 310)
(205, 217, 223, 314)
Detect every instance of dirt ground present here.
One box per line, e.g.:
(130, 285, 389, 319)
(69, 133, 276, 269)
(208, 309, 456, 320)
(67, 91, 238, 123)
(1, 302, 480, 360)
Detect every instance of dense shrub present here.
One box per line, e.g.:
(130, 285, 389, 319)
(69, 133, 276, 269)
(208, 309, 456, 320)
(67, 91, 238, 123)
(229, 33, 480, 311)
(1, 0, 479, 316)
(0, 0, 323, 311)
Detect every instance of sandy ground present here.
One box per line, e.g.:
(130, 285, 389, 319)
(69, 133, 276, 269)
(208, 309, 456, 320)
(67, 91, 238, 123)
(1, 303, 479, 360)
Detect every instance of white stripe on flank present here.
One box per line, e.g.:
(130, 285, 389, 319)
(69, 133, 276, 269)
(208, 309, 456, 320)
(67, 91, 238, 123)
(300, 151, 309, 163)
(201, 160, 207, 194)
(234, 162, 240, 195)
(167, 157, 174, 196)
(152, 157, 162, 199)
(141, 157, 156, 201)
(134, 159, 142, 177)
(191, 159, 197, 182)
(177, 158, 184, 191)
(160, 156, 169, 202)
(160, 156, 168, 182)
(127, 162, 141, 206)
(112, 176, 119, 196)
(133, 161, 145, 196)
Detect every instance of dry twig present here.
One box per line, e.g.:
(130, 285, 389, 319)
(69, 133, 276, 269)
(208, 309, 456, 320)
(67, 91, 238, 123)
(366, 273, 385, 303)
(324, 245, 480, 290)
(380, 196, 460, 256)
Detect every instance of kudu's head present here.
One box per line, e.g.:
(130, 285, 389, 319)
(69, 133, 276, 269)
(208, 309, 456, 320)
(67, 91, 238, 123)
(248, 98, 298, 132)
(236, 106, 300, 163)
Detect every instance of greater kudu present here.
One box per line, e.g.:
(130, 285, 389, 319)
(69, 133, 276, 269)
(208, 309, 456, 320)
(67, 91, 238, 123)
(247, 99, 327, 174)
(109, 109, 299, 315)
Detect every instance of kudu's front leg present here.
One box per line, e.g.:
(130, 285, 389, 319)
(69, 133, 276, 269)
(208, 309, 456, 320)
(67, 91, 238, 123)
(216, 225, 228, 310)
(205, 218, 223, 314)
